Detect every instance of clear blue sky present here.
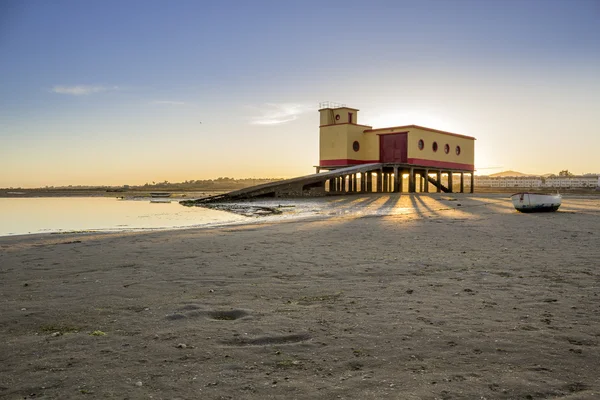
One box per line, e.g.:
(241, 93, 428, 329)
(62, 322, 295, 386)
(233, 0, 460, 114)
(1, 0, 599, 187)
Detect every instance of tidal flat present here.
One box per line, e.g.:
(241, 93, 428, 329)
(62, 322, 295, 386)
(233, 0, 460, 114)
(1, 194, 599, 399)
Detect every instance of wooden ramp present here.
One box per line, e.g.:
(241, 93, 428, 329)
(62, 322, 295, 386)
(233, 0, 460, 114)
(427, 174, 451, 193)
(195, 163, 383, 203)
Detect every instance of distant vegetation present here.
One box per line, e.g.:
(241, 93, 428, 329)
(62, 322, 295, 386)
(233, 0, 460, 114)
(557, 170, 574, 177)
(2, 177, 284, 191)
(136, 177, 284, 191)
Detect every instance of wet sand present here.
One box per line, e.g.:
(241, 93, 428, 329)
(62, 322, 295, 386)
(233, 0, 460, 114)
(1, 194, 599, 399)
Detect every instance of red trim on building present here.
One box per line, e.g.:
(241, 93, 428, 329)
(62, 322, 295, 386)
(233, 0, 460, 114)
(320, 122, 373, 128)
(320, 158, 473, 171)
(365, 124, 476, 140)
(319, 159, 380, 167)
(407, 158, 474, 171)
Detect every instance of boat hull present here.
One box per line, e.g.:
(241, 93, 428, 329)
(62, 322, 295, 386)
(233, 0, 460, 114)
(511, 193, 561, 213)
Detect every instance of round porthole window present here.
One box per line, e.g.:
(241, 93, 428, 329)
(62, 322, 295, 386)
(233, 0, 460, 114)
(353, 141, 360, 152)
(444, 144, 450, 154)
(418, 139, 424, 150)
(335, 114, 340, 121)
(456, 145, 461, 155)
(432, 142, 438, 152)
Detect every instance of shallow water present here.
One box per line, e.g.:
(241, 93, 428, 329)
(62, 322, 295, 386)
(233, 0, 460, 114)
(0, 193, 516, 237)
(0, 197, 247, 236)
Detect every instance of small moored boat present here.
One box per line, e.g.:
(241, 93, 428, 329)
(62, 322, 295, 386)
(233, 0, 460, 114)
(150, 199, 172, 204)
(150, 192, 171, 198)
(511, 192, 561, 213)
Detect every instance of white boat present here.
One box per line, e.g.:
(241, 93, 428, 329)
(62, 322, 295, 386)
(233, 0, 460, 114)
(511, 192, 561, 213)
(150, 199, 172, 204)
(150, 192, 171, 198)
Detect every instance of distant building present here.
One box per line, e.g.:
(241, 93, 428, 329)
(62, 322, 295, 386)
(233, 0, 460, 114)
(475, 176, 543, 188)
(475, 174, 599, 189)
(543, 175, 599, 188)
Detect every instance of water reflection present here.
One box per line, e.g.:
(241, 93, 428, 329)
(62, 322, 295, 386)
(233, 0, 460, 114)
(0, 197, 246, 236)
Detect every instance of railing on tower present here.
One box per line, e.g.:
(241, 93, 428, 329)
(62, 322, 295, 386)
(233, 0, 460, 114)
(318, 101, 347, 109)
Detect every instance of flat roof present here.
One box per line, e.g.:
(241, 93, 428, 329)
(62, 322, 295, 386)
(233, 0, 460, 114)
(364, 124, 476, 140)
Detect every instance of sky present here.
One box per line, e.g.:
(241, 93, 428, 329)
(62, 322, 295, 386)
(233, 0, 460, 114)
(1, 0, 599, 187)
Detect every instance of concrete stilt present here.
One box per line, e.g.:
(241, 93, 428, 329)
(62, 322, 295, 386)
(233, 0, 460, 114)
(393, 167, 400, 192)
(470, 172, 474, 193)
(316, 165, 474, 196)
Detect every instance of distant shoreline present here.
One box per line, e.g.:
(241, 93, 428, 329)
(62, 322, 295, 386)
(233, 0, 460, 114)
(1, 187, 599, 198)
(0, 189, 227, 199)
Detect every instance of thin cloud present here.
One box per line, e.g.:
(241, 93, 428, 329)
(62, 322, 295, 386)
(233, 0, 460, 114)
(151, 100, 186, 105)
(51, 85, 119, 96)
(250, 103, 312, 125)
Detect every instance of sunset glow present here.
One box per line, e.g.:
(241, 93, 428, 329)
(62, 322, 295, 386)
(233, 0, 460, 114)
(1, 0, 598, 188)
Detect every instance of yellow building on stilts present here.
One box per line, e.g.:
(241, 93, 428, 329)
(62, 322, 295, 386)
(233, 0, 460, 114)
(317, 102, 476, 194)
(197, 103, 477, 202)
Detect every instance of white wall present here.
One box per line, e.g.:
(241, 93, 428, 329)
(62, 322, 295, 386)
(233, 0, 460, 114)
(475, 175, 599, 188)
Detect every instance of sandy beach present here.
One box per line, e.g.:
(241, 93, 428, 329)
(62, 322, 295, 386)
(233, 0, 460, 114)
(1, 193, 599, 399)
